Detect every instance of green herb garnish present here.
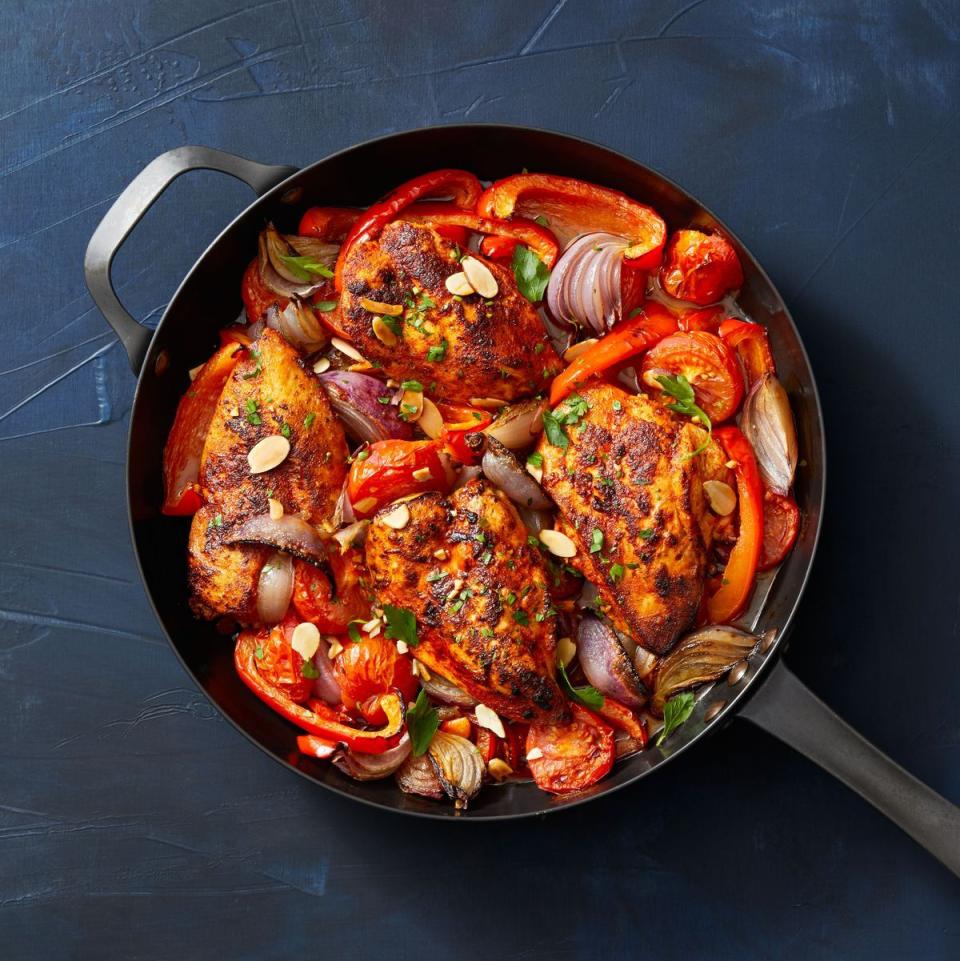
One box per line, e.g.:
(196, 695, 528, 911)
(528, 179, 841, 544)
(609, 563, 625, 582)
(557, 661, 604, 709)
(527, 451, 543, 469)
(542, 409, 569, 449)
(512, 609, 530, 626)
(656, 373, 712, 458)
(275, 253, 334, 281)
(303, 412, 316, 429)
(407, 688, 440, 756)
(589, 528, 604, 554)
(313, 300, 338, 312)
(347, 621, 363, 642)
(656, 691, 696, 746)
(383, 604, 419, 647)
(511, 244, 551, 302)
(301, 659, 320, 679)
(426, 339, 448, 362)
(401, 379, 424, 392)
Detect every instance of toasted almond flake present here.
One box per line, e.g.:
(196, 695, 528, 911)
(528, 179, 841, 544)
(525, 747, 544, 761)
(419, 397, 443, 439)
(444, 271, 475, 296)
(312, 356, 331, 374)
(704, 479, 737, 516)
(372, 316, 399, 347)
(230, 407, 240, 418)
(411, 466, 432, 482)
(556, 636, 577, 668)
(461, 256, 498, 298)
(469, 396, 508, 410)
(360, 297, 403, 316)
(487, 758, 513, 781)
(381, 503, 410, 530)
(362, 617, 381, 634)
(333, 519, 370, 554)
(474, 703, 506, 739)
(527, 461, 543, 484)
(401, 388, 423, 421)
(331, 336, 365, 362)
(347, 361, 374, 372)
(268, 498, 284, 520)
(433, 548, 449, 560)
(247, 435, 291, 474)
(725, 459, 738, 470)
(327, 638, 344, 658)
(539, 528, 577, 558)
(411, 661, 420, 677)
(188, 363, 205, 381)
(395, 639, 409, 655)
(291, 621, 320, 660)
(563, 338, 599, 362)
(353, 496, 378, 515)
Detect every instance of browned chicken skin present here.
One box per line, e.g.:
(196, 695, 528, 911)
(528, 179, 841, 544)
(537, 384, 710, 655)
(364, 479, 567, 723)
(339, 221, 558, 403)
(188, 329, 348, 621)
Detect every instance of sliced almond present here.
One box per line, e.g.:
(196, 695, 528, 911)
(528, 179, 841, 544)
(372, 315, 399, 347)
(247, 435, 290, 474)
(312, 356, 331, 374)
(725, 459, 738, 470)
(362, 617, 382, 634)
(411, 466, 433, 482)
(556, 636, 577, 669)
(333, 519, 370, 554)
(704, 479, 737, 516)
(461, 256, 498, 298)
(360, 297, 403, 316)
(290, 621, 320, 660)
(400, 388, 423, 422)
(474, 703, 506, 739)
(433, 548, 449, 560)
(487, 758, 513, 781)
(539, 528, 577, 558)
(469, 396, 508, 411)
(268, 498, 284, 520)
(419, 397, 443, 439)
(395, 639, 409, 655)
(525, 747, 544, 762)
(563, 338, 599, 362)
(381, 503, 410, 530)
(331, 337, 366, 363)
(526, 460, 543, 484)
(347, 360, 374, 372)
(327, 638, 344, 658)
(444, 271, 475, 296)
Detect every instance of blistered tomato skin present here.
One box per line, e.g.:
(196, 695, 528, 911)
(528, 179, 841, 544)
(660, 229, 744, 306)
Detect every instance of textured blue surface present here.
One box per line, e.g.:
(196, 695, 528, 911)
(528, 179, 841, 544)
(1, 1, 958, 957)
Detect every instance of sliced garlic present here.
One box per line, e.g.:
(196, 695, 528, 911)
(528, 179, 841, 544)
(725, 459, 738, 470)
(433, 548, 449, 560)
(461, 256, 498, 298)
(312, 356, 331, 374)
(381, 503, 410, 530)
(360, 297, 403, 316)
(268, 498, 284, 520)
(539, 528, 577, 558)
(704, 479, 737, 516)
(419, 397, 443, 439)
(487, 758, 513, 782)
(556, 636, 577, 669)
(445, 271, 475, 296)
(331, 336, 366, 363)
(474, 703, 505, 739)
(291, 621, 320, 660)
(333, 519, 370, 553)
(563, 338, 599, 362)
(371, 316, 399, 347)
(525, 747, 544, 762)
(248, 435, 291, 474)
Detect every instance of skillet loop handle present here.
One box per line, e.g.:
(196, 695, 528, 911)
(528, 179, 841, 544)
(84, 146, 297, 374)
(741, 660, 960, 877)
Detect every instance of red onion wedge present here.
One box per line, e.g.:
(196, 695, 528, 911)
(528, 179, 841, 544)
(419, 669, 477, 707)
(226, 513, 328, 566)
(311, 638, 342, 705)
(481, 437, 552, 510)
(319, 370, 413, 443)
(396, 751, 445, 799)
(258, 227, 327, 299)
(334, 733, 411, 781)
(256, 551, 294, 624)
(482, 398, 545, 451)
(577, 614, 648, 709)
(739, 373, 797, 495)
(546, 232, 628, 335)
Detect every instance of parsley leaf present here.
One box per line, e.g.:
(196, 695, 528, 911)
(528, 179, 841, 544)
(313, 300, 338, 312)
(527, 451, 543, 469)
(557, 661, 604, 709)
(512, 609, 530, 626)
(426, 339, 448, 362)
(609, 562, 625, 582)
(275, 253, 334, 282)
(406, 688, 440, 756)
(401, 379, 423, 392)
(542, 409, 569, 449)
(347, 621, 362, 642)
(511, 244, 551, 302)
(300, 659, 319, 679)
(655, 374, 712, 458)
(589, 528, 604, 554)
(303, 412, 316, 429)
(656, 691, 696, 746)
(638, 528, 655, 540)
(534, 214, 550, 227)
(383, 604, 419, 647)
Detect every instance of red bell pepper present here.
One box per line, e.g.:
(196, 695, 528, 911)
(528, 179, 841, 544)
(718, 318, 776, 387)
(436, 401, 493, 465)
(161, 343, 243, 515)
(235, 632, 405, 754)
(334, 169, 483, 289)
(296, 735, 338, 759)
(594, 697, 649, 745)
(706, 427, 764, 624)
(346, 439, 451, 518)
(298, 206, 361, 242)
(398, 203, 559, 268)
(549, 301, 678, 405)
(478, 234, 519, 262)
(477, 173, 667, 270)
(218, 327, 253, 348)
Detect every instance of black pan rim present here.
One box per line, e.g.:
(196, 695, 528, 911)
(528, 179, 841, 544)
(123, 122, 827, 820)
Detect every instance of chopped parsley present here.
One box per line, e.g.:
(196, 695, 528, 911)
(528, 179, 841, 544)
(542, 409, 569, 449)
(407, 688, 440, 756)
(638, 528, 655, 540)
(401, 379, 424, 392)
(241, 348, 263, 380)
(656, 691, 696, 746)
(280, 422, 291, 439)
(425, 571, 445, 583)
(383, 604, 419, 647)
(300, 659, 319, 679)
(303, 412, 316, 429)
(347, 621, 363, 642)
(656, 373, 712, 458)
(313, 300, 338, 312)
(426, 339, 448, 362)
(254, 644, 265, 660)
(245, 398, 262, 426)
(609, 563, 625, 582)
(534, 214, 550, 227)
(512, 609, 530, 626)
(527, 451, 543, 469)
(589, 528, 604, 554)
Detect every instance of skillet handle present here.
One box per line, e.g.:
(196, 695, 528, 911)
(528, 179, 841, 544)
(84, 146, 297, 374)
(740, 659, 960, 876)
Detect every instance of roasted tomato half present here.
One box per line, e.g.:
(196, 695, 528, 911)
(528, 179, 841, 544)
(759, 491, 800, 571)
(525, 703, 615, 795)
(252, 620, 313, 705)
(660, 229, 743, 306)
(292, 553, 369, 634)
(641, 330, 745, 423)
(334, 631, 418, 720)
(347, 439, 450, 517)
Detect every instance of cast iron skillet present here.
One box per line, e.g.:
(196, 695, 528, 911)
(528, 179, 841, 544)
(84, 125, 959, 870)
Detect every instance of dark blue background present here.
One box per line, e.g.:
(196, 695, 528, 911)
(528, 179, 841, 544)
(1, 2, 957, 957)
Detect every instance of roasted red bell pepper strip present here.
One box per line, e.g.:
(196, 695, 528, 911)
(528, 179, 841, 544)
(477, 173, 667, 270)
(436, 401, 493, 465)
(718, 318, 776, 387)
(218, 327, 253, 348)
(296, 735, 338, 759)
(549, 302, 678, 405)
(397, 203, 559, 268)
(235, 632, 405, 754)
(298, 206, 361, 243)
(707, 427, 764, 623)
(678, 306, 724, 333)
(334, 170, 483, 289)
(594, 697, 649, 745)
(161, 344, 243, 515)
(478, 234, 519, 262)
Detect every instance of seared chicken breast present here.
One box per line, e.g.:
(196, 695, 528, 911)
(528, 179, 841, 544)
(537, 384, 708, 655)
(364, 479, 567, 722)
(339, 221, 558, 403)
(188, 329, 348, 620)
